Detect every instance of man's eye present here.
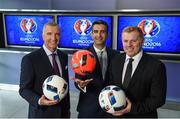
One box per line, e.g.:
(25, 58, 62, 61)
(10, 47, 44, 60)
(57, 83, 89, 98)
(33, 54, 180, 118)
(93, 30, 98, 33)
(101, 30, 106, 33)
(132, 40, 138, 43)
(47, 32, 52, 35)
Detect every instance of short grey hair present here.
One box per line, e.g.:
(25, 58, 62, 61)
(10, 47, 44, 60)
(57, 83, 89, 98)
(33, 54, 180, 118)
(42, 22, 60, 35)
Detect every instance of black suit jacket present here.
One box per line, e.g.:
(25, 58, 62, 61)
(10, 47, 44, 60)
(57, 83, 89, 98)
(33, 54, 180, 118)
(109, 52, 167, 118)
(19, 47, 70, 118)
(75, 45, 119, 118)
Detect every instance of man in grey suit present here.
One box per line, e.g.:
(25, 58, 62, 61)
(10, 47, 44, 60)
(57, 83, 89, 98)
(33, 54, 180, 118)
(109, 26, 167, 118)
(19, 22, 70, 118)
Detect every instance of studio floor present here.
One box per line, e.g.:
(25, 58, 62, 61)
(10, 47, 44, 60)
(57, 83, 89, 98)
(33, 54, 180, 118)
(0, 88, 180, 118)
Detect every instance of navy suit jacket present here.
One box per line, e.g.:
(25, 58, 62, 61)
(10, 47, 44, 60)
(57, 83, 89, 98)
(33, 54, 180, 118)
(75, 46, 119, 118)
(109, 52, 167, 118)
(19, 47, 70, 118)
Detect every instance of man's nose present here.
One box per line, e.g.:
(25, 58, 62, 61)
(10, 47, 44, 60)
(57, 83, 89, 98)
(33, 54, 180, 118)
(51, 34, 56, 40)
(127, 41, 132, 46)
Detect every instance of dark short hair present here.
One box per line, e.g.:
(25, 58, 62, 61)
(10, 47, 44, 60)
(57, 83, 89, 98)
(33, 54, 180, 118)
(92, 20, 108, 32)
(122, 26, 144, 40)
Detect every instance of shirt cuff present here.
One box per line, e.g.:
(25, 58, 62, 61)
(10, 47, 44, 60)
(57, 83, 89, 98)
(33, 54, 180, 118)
(38, 98, 41, 105)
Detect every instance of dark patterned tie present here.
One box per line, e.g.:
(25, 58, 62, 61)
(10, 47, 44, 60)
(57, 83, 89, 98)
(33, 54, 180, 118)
(123, 58, 134, 89)
(99, 51, 103, 71)
(98, 51, 104, 79)
(52, 53, 60, 76)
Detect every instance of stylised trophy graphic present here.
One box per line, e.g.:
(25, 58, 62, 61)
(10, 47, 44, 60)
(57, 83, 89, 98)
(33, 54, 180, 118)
(25, 19, 33, 34)
(80, 19, 88, 35)
(144, 20, 154, 37)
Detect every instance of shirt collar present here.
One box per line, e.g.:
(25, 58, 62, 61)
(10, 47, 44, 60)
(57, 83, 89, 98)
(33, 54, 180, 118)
(43, 44, 57, 56)
(125, 50, 143, 62)
(93, 45, 106, 53)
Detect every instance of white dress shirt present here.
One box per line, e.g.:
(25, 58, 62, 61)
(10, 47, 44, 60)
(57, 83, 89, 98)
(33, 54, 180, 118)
(43, 45, 62, 76)
(79, 45, 107, 93)
(122, 50, 143, 84)
(93, 45, 107, 80)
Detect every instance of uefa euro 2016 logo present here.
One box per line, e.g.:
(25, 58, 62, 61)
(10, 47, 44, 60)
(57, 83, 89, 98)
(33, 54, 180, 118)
(138, 19, 160, 38)
(20, 18, 37, 34)
(74, 19, 92, 36)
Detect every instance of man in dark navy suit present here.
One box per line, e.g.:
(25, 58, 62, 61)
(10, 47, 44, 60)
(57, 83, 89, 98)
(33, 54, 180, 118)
(19, 22, 70, 118)
(109, 26, 167, 118)
(73, 20, 119, 118)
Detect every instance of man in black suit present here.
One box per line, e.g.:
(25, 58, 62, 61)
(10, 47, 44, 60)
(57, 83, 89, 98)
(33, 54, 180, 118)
(19, 22, 70, 118)
(109, 26, 167, 118)
(73, 20, 119, 118)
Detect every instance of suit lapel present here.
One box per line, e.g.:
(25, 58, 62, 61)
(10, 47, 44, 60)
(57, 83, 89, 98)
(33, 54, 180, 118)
(119, 54, 126, 87)
(40, 48, 54, 74)
(57, 50, 66, 77)
(89, 46, 102, 73)
(106, 47, 111, 69)
(89, 46, 99, 62)
(89, 46, 103, 80)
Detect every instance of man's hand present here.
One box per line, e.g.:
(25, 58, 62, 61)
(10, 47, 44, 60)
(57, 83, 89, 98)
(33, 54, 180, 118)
(112, 97, 132, 116)
(39, 95, 59, 106)
(71, 77, 93, 88)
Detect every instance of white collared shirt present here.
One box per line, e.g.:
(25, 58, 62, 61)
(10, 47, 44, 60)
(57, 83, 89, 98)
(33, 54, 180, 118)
(122, 50, 143, 84)
(93, 45, 108, 80)
(93, 45, 106, 54)
(43, 45, 62, 76)
(79, 45, 107, 93)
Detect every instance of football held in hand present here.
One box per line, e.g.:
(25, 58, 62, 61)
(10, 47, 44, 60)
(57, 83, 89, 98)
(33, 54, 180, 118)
(99, 85, 126, 114)
(42, 75, 68, 101)
(71, 50, 96, 76)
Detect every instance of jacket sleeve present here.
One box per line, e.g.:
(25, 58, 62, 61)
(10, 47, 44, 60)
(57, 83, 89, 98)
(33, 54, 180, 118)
(19, 55, 40, 109)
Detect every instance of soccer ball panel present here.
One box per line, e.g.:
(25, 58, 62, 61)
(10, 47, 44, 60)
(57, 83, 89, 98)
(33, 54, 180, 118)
(71, 50, 96, 77)
(42, 75, 68, 101)
(99, 85, 126, 114)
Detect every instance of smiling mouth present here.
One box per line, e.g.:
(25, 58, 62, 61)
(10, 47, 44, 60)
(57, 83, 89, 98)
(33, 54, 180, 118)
(96, 39, 103, 41)
(50, 41, 58, 44)
(126, 47, 134, 51)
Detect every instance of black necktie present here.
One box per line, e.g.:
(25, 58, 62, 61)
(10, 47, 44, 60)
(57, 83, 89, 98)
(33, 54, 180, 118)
(123, 58, 134, 89)
(52, 53, 60, 76)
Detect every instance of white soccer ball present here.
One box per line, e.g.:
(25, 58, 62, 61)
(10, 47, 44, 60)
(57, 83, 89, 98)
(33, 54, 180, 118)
(42, 75, 68, 101)
(99, 85, 126, 114)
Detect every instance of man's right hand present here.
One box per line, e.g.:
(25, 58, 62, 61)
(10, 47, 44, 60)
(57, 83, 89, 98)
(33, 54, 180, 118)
(71, 77, 93, 88)
(39, 95, 59, 106)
